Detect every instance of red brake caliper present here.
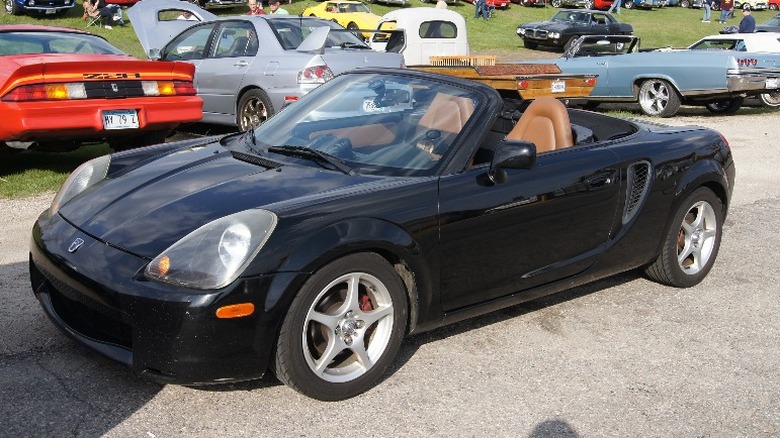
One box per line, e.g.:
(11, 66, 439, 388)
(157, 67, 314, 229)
(359, 293, 373, 312)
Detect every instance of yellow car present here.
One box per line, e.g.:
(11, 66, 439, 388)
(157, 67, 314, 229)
(302, 1, 381, 37)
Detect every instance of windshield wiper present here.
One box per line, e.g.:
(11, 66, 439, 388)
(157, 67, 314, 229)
(267, 145, 355, 175)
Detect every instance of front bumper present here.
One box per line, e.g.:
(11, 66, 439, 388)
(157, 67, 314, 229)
(0, 96, 202, 142)
(29, 211, 284, 384)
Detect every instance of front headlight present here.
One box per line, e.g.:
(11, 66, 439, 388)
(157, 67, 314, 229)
(549, 32, 561, 39)
(145, 209, 278, 290)
(50, 154, 111, 214)
(517, 27, 526, 36)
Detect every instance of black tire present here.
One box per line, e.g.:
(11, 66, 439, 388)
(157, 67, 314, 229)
(705, 97, 744, 114)
(551, 0, 562, 7)
(758, 91, 780, 108)
(237, 89, 273, 131)
(680, 0, 690, 6)
(770, 3, 779, 10)
(638, 78, 681, 117)
(563, 35, 580, 52)
(523, 38, 539, 49)
(624, 0, 634, 8)
(346, 22, 359, 30)
(5, 0, 20, 15)
(273, 253, 408, 401)
(645, 188, 724, 287)
(585, 0, 594, 8)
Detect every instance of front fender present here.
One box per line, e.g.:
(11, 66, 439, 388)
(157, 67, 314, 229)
(264, 217, 440, 333)
(631, 75, 683, 99)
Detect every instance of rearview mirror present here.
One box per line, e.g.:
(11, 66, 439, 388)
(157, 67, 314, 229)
(148, 48, 161, 61)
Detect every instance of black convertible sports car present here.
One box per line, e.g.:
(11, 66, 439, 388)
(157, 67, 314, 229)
(30, 69, 735, 401)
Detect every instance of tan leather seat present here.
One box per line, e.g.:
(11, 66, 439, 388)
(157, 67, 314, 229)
(505, 97, 573, 153)
(418, 93, 475, 134)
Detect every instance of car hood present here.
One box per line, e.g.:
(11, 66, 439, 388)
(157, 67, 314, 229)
(59, 140, 391, 258)
(127, 0, 218, 56)
(0, 54, 195, 95)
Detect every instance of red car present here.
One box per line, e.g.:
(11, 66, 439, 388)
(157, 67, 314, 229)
(0, 25, 202, 153)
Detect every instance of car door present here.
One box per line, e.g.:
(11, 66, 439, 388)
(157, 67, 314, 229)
(195, 20, 259, 118)
(437, 146, 621, 312)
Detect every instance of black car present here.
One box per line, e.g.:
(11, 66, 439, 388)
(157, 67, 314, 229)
(517, 10, 633, 50)
(30, 68, 734, 401)
(756, 13, 780, 32)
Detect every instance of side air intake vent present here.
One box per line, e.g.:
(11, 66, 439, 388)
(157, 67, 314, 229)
(623, 161, 651, 224)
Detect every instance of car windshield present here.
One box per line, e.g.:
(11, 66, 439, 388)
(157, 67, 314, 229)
(239, 72, 483, 177)
(0, 31, 125, 56)
(268, 18, 369, 50)
(340, 2, 371, 12)
(689, 38, 746, 51)
(552, 11, 590, 24)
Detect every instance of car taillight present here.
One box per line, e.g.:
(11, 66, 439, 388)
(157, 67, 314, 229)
(141, 80, 197, 96)
(297, 65, 335, 85)
(2, 83, 87, 102)
(2, 80, 197, 102)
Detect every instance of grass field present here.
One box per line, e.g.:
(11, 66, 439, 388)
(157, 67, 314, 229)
(0, 2, 776, 197)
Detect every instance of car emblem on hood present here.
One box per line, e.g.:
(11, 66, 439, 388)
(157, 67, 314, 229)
(68, 238, 85, 253)
(111, 83, 119, 93)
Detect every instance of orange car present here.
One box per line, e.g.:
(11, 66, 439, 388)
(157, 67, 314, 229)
(0, 25, 202, 152)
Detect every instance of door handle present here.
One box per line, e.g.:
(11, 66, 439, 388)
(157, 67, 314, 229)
(234, 60, 249, 67)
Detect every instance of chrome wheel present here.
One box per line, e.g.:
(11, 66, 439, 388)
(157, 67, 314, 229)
(303, 272, 395, 383)
(638, 79, 680, 117)
(759, 91, 780, 108)
(676, 200, 718, 276)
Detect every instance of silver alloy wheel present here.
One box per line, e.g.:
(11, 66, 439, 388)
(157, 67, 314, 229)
(239, 96, 268, 131)
(676, 200, 718, 276)
(638, 79, 679, 117)
(5, 0, 12, 13)
(302, 271, 395, 383)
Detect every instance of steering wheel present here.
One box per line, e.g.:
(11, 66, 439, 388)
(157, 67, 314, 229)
(310, 134, 354, 160)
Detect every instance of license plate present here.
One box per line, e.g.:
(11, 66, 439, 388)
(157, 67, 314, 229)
(551, 80, 566, 93)
(766, 78, 779, 89)
(45, 9, 56, 14)
(103, 110, 139, 130)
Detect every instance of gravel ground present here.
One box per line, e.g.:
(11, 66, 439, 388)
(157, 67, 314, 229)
(1, 107, 778, 437)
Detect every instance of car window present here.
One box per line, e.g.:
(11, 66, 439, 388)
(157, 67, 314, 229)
(249, 73, 483, 177)
(162, 24, 214, 60)
(419, 21, 457, 39)
(212, 22, 258, 58)
(0, 31, 124, 56)
(269, 18, 367, 50)
(690, 39, 740, 50)
(372, 20, 397, 43)
(342, 2, 370, 12)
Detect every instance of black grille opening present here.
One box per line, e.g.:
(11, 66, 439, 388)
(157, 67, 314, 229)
(32, 263, 133, 350)
(623, 161, 651, 224)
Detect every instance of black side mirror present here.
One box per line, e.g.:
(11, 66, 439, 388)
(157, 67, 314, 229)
(488, 140, 537, 184)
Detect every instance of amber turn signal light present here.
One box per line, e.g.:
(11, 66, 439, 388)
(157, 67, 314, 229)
(216, 303, 255, 319)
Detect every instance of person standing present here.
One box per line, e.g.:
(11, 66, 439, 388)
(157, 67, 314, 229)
(702, 0, 712, 22)
(738, 5, 756, 32)
(719, 0, 733, 23)
(268, 0, 289, 14)
(247, 0, 266, 15)
(608, 0, 621, 14)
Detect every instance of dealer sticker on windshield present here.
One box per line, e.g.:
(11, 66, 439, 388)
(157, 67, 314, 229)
(551, 80, 566, 93)
(103, 110, 139, 130)
(766, 78, 779, 89)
